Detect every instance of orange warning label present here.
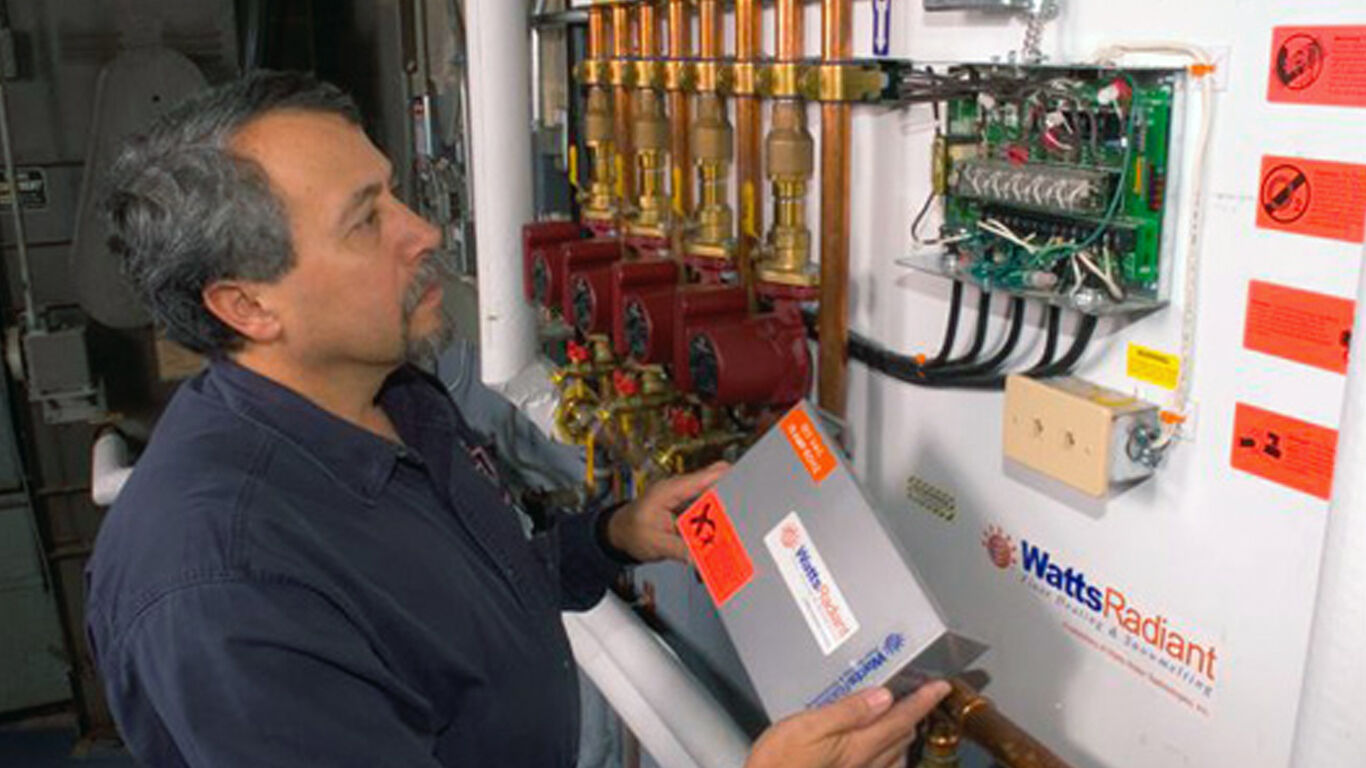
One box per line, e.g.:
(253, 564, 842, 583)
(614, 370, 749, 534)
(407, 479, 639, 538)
(1256, 156, 1366, 243)
(1245, 281, 1355, 374)
(1231, 404, 1338, 501)
(780, 407, 836, 485)
(677, 490, 755, 607)
(1268, 26, 1366, 108)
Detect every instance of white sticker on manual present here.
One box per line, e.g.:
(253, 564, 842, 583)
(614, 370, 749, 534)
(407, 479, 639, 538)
(763, 510, 859, 655)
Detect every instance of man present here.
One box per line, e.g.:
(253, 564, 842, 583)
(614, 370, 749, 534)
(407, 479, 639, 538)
(86, 71, 948, 767)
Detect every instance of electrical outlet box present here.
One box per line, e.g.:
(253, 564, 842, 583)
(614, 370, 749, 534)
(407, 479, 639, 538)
(1003, 375, 1159, 497)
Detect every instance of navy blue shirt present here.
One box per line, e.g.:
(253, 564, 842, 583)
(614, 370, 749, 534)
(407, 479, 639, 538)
(86, 360, 623, 767)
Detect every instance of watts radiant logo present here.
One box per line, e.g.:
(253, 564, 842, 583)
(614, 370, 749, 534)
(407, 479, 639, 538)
(806, 633, 907, 709)
(982, 527, 1218, 685)
(981, 525, 1016, 570)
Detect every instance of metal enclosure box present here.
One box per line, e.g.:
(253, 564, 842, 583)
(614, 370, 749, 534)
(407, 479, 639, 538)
(678, 401, 984, 719)
(1003, 375, 1159, 496)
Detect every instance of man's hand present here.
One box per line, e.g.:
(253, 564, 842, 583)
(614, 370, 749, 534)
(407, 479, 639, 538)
(605, 462, 729, 563)
(745, 682, 952, 768)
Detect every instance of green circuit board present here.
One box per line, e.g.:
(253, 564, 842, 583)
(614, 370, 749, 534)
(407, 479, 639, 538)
(935, 65, 1181, 313)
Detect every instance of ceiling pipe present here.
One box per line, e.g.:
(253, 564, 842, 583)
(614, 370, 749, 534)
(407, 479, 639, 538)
(464, 0, 537, 384)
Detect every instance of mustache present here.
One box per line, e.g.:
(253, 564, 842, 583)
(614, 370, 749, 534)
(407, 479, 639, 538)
(402, 250, 456, 317)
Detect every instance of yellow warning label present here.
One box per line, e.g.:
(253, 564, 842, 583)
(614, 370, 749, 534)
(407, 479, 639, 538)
(1127, 344, 1181, 390)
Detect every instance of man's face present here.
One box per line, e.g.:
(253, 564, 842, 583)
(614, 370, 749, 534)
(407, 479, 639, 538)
(230, 110, 449, 368)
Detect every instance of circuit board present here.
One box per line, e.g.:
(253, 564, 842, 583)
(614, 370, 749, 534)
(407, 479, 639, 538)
(930, 64, 1183, 314)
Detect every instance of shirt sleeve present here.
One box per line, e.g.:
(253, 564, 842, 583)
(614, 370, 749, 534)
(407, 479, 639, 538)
(102, 577, 444, 768)
(554, 501, 627, 611)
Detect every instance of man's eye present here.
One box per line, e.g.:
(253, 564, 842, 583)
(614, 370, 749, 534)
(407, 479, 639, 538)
(356, 209, 380, 231)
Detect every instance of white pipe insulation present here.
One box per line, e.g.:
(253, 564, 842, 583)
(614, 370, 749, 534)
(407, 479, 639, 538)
(563, 595, 752, 768)
(1289, 237, 1366, 766)
(462, 0, 538, 385)
(91, 429, 134, 507)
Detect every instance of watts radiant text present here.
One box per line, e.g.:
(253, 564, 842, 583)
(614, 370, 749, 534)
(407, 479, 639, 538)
(1021, 541, 1218, 682)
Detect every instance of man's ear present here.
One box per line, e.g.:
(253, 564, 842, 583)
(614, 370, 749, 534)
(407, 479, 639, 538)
(203, 280, 282, 344)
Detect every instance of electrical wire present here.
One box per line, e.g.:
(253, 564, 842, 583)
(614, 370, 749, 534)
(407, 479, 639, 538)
(924, 297, 1026, 381)
(909, 186, 937, 245)
(843, 301, 1093, 392)
(927, 289, 992, 371)
(1028, 70, 1139, 267)
(929, 280, 965, 366)
(1030, 305, 1062, 371)
(1029, 313, 1098, 379)
(1092, 42, 1216, 447)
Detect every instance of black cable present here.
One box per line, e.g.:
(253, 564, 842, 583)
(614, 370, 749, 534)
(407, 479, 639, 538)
(909, 186, 937, 245)
(847, 306, 1097, 391)
(922, 289, 990, 373)
(1028, 305, 1062, 373)
(922, 296, 1026, 382)
(1030, 313, 1099, 379)
(927, 280, 964, 367)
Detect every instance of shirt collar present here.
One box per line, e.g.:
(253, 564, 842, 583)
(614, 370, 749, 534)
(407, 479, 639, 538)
(207, 359, 449, 502)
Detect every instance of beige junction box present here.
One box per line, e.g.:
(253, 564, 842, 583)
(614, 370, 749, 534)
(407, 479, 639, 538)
(1003, 375, 1161, 497)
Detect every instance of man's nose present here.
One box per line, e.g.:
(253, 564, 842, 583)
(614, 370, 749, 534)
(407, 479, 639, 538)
(398, 201, 442, 259)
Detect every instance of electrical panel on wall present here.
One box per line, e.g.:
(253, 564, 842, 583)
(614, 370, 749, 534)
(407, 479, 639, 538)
(910, 64, 1186, 316)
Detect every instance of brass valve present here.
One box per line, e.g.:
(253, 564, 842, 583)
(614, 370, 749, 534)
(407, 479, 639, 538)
(687, 93, 735, 261)
(596, 365, 676, 473)
(581, 86, 618, 225)
(552, 336, 620, 446)
(758, 100, 818, 288)
(627, 89, 671, 237)
(649, 405, 746, 478)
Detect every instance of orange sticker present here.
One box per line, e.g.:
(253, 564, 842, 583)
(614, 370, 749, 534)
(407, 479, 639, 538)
(1256, 156, 1366, 243)
(780, 407, 836, 485)
(677, 490, 755, 607)
(1231, 404, 1338, 500)
(1245, 281, 1355, 374)
(1268, 26, 1366, 108)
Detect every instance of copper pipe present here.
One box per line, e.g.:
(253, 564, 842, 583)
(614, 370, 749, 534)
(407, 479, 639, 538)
(612, 3, 636, 203)
(940, 680, 1074, 768)
(817, 0, 852, 415)
(776, 0, 803, 62)
(588, 5, 609, 59)
(698, 0, 720, 58)
(668, 0, 692, 217)
(638, 1, 660, 58)
(734, 0, 762, 306)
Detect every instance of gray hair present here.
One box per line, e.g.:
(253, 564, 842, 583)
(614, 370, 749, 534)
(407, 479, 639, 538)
(104, 71, 362, 356)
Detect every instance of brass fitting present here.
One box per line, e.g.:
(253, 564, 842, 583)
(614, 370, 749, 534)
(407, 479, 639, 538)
(596, 365, 676, 470)
(917, 717, 963, 768)
(627, 88, 672, 237)
(650, 406, 746, 477)
(581, 86, 618, 224)
(687, 93, 734, 260)
(759, 100, 818, 288)
(552, 336, 619, 446)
